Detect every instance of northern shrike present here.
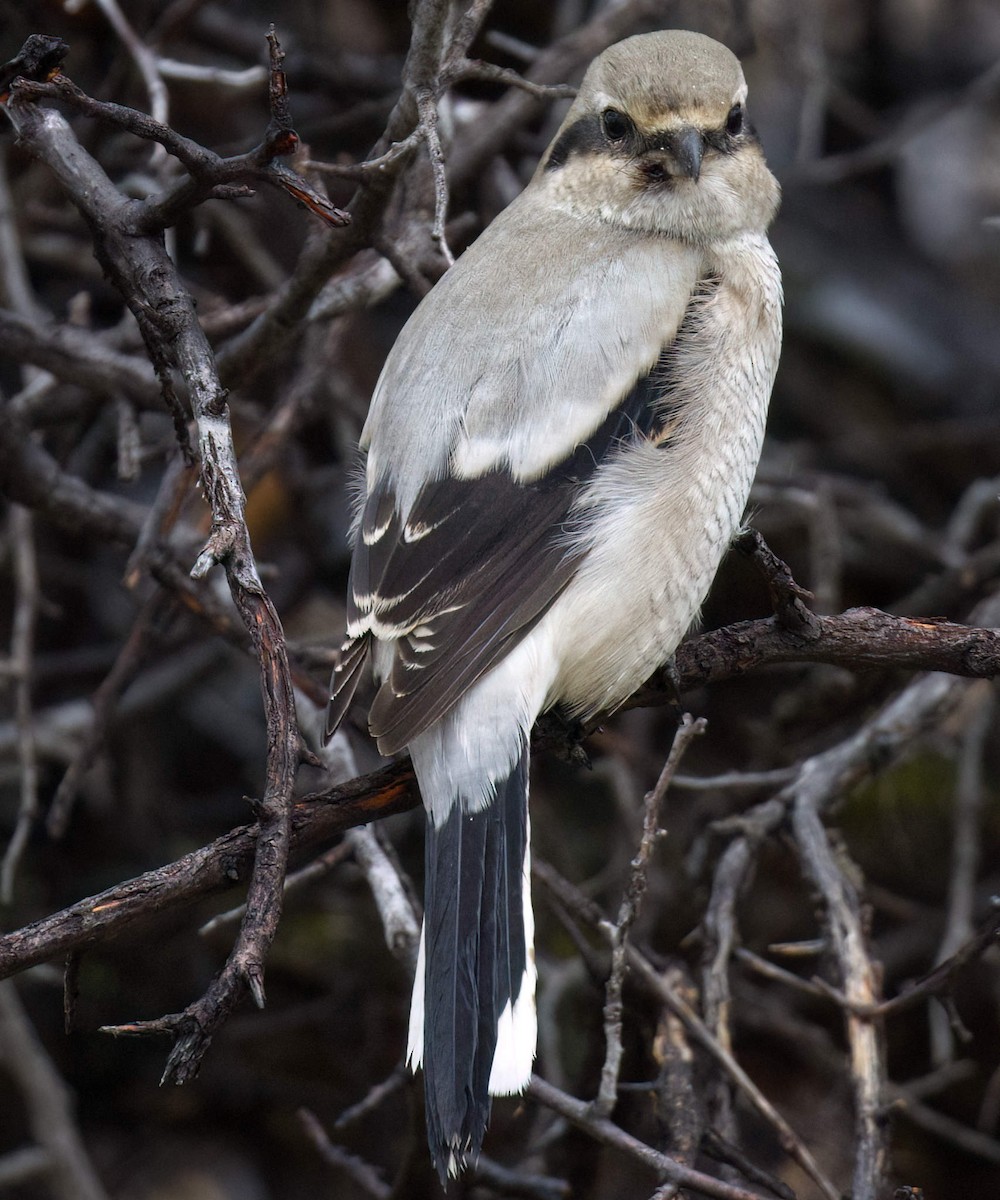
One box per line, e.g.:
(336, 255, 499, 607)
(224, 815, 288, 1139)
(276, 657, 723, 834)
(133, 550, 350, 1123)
(326, 29, 782, 1178)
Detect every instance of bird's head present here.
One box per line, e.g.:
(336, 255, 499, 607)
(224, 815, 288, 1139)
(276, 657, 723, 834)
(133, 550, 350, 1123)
(537, 30, 780, 241)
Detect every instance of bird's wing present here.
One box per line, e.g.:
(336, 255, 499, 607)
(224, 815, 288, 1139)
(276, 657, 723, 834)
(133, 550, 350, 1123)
(328, 204, 705, 752)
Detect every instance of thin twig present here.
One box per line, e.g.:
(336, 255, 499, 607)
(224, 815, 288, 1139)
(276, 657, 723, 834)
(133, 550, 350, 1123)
(46, 593, 165, 839)
(450, 59, 577, 99)
(886, 1083, 1000, 1164)
(471, 1153, 572, 1200)
(198, 842, 354, 937)
(858, 903, 1000, 1021)
(334, 1064, 409, 1131)
(299, 1107, 391, 1199)
(930, 684, 992, 1064)
(593, 715, 705, 1117)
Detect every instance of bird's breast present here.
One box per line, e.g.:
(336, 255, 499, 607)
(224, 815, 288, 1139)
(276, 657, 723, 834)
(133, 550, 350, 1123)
(540, 233, 782, 718)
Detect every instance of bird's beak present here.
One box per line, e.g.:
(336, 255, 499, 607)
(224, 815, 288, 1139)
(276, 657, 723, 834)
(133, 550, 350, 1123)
(666, 126, 704, 181)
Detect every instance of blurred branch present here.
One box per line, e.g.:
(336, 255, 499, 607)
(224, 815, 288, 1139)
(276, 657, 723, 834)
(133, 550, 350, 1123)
(533, 859, 840, 1200)
(0, 981, 111, 1200)
(930, 684, 992, 1064)
(44, 593, 166, 840)
(469, 1154, 572, 1200)
(840, 902, 1000, 1022)
(886, 1080, 1000, 1165)
(299, 1107, 391, 1199)
(0, 307, 160, 409)
(92, 0, 170, 167)
(0, 396, 147, 544)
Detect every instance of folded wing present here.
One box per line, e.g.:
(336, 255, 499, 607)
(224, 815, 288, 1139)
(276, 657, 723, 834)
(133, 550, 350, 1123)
(326, 208, 706, 751)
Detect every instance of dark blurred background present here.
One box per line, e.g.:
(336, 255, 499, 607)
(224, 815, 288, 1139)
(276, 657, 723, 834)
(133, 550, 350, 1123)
(1, 1, 999, 1197)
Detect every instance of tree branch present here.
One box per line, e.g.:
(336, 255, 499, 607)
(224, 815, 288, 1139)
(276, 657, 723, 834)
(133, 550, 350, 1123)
(2, 596, 999, 984)
(4, 42, 306, 1082)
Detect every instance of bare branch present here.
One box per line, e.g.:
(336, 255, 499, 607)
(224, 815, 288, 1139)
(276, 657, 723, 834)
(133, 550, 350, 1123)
(0, 762, 419, 982)
(534, 859, 840, 1200)
(5, 54, 303, 1081)
(92, 0, 170, 165)
(791, 796, 887, 1199)
(299, 1107, 391, 1198)
(0, 410, 147, 544)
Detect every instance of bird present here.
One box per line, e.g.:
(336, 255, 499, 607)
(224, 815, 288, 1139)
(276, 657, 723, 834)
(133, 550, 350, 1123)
(325, 28, 782, 1180)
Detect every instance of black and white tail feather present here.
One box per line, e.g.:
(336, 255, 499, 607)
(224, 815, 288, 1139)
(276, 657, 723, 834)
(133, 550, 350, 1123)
(407, 743, 535, 1178)
(326, 27, 782, 1184)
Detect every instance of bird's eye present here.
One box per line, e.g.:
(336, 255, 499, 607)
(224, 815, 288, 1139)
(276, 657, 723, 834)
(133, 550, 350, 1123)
(601, 108, 632, 142)
(725, 104, 745, 136)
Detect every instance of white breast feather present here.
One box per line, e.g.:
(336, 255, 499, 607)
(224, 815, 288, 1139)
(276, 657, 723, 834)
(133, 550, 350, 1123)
(539, 231, 782, 717)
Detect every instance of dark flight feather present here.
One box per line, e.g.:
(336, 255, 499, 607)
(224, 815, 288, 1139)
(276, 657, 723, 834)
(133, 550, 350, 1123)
(324, 632, 371, 739)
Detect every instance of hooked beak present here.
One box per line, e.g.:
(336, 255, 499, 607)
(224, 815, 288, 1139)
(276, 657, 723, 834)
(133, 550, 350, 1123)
(665, 126, 704, 181)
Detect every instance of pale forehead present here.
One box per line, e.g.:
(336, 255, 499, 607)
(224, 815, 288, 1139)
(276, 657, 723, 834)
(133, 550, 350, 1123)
(583, 30, 746, 123)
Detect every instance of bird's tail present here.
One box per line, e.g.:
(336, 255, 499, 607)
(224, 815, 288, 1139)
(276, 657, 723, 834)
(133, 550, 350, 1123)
(407, 739, 536, 1181)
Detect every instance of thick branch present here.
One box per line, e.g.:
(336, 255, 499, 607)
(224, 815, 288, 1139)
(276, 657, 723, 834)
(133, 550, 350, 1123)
(652, 606, 1000, 705)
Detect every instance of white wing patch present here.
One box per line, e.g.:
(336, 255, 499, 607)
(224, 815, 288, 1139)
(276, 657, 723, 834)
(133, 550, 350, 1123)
(403, 519, 442, 543)
(361, 515, 393, 546)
